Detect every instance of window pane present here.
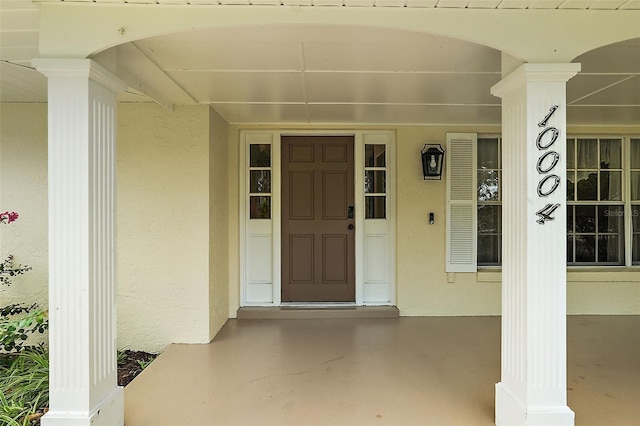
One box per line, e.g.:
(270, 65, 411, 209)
(250, 144, 271, 167)
(566, 172, 575, 201)
(478, 235, 500, 265)
(250, 170, 271, 193)
(599, 139, 622, 169)
(576, 138, 598, 169)
(631, 171, 640, 201)
(478, 138, 499, 169)
(567, 235, 574, 263)
(365, 144, 386, 167)
(575, 235, 596, 262)
(597, 235, 621, 263)
(598, 206, 623, 233)
(576, 171, 598, 200)
(478, 170, 500, 201)
(249, 196, 271, 219)
(478, 205, 500, 234)
(566, 138, 575, 169)
(575, 205, 596, 233)
(365, 196, 386, 219)
(599, 171, 622, 201)
(364, 171, 386, 194)
(633, 211, 640, 264)
(567, 205, 574, 232)
(630, 139, 640, 169)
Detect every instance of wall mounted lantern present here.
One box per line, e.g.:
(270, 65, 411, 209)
(421, 144, 445, 180)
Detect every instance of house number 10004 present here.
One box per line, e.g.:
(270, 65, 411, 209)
(535, 105, 562, 225)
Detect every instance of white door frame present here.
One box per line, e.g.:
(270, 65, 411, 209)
(239, 130, 395, 307)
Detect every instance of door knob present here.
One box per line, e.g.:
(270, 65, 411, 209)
(348, 224, 355, 230)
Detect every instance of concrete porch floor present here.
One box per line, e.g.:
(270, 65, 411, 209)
(124, 316, 639, 426)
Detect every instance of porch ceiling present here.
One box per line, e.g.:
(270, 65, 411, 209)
(1, 0, 639, 125)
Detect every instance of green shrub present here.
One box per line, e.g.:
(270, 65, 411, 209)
(0, 347, 49, 425)
(0, 212, 48, 354)
(0, 306, 48, 353)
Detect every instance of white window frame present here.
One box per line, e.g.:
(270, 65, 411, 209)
(476, 134, 503, 268)
(566, 135, 627, 266)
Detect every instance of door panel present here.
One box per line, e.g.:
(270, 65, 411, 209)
(323, 171, 347, 219)
(323, 235, 347, 283)
(290, 171, 314, 219)
(290, 235, 314, 283)
(282, 136, 355, 302)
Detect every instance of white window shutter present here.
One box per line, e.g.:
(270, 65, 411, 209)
(446, 133, 477, 273)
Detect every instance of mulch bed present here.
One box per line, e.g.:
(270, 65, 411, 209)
(118, 350, 158, 387)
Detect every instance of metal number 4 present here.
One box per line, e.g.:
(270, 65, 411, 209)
(536, 203, 561, 225)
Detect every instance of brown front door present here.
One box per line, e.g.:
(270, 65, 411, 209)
(281, 136, 355, 302)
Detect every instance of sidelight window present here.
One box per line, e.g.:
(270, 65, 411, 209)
(364, 144, 386, 219)
(249, 144, 272, 219)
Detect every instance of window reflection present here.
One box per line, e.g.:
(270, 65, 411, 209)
(575, 235, 596, 262)
(599, 171, 622, 201)
(365, 144, 386, 167)
(364, 171, 386, 194)
(476, 137, 502, 266)
(477, 138, 499, 169)
(633, 208, 640, 264)
(250, 144, 271, 167)
(631, 139, 640, 169)
(567, 137, 625, 265)
(365, 196, 385, 219)
(249, 196, 271, 219)
(478, 170, 500, 201)
(250, 170, 271, 193)
(576, 171, 598, 201)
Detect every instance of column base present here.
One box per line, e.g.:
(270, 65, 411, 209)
(42, 386, 124, 426)
(496, 383, 574, 426)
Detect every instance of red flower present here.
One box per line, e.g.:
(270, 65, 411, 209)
(0, 211, 19, 224)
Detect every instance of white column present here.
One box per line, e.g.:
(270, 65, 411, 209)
(33, 59, 127, 426)
(491, 63, 580, 426)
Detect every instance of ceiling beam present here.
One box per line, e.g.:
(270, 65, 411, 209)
(113, 42, 200, 110)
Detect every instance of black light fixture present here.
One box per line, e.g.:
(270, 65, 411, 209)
(421, 144, 445, 180)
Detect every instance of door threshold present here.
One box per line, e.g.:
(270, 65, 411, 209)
(280, 302, 357, 310)
(237, 305, 399, 320)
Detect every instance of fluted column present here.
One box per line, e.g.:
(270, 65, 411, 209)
(33, 59, 127, 426)
(491, 63, 580, 426)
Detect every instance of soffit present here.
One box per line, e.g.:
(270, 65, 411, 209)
(1, 1, 639, 126)
(114, 26, 639, 125)
(31, 0, 640, 7)
(0, 0, 44, 102)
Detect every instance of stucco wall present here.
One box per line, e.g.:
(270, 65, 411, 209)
(1, 105, 638, 355)
(396, 125, 640, 315)
(228, 124, 640, 316)
(0, 104, 49, 347)
(208, 108, 230, 340)
(394, 126, 637, 316)
(228, 128, 241, 318)
(395, 126, 503, 316)
(116, 104, 212, 352)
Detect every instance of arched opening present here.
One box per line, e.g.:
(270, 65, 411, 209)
(96, 24, 503, 125)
